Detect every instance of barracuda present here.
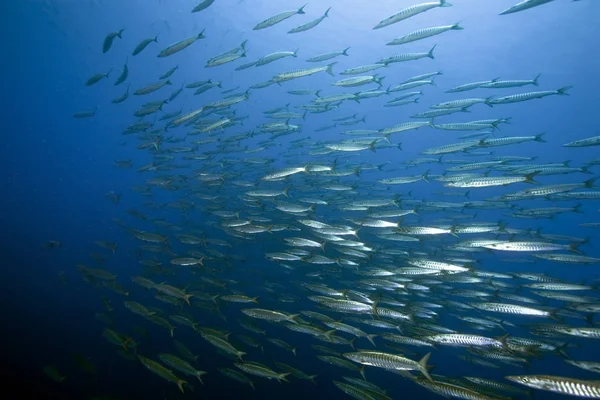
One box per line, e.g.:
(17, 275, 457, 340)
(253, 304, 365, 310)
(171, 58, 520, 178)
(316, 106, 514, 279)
(506, 375, 600, 398)
(343, 351, 433, 382)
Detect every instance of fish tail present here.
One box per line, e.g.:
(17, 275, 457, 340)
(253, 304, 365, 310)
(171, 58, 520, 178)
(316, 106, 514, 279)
(326, 62, 337, 76)
(366, 334, 377, 347)
(279, 372, 291, 383)
(557, 85, 572, 95)
(419, 352, 434, 382)
(427, 44, 437, 59)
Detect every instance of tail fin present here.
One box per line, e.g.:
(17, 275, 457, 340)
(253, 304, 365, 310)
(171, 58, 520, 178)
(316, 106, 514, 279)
(279, 372, 291, 383)
(427, 44, 437, 59)
(324, 329, 337, 343)
(418, 353, 434, 382)
(176, 379, 187, 393)
(326, 62, 337, 76)
(366, 334, 377, 347)
(557, 86, 572, 95)
(524, 172, 538, 184)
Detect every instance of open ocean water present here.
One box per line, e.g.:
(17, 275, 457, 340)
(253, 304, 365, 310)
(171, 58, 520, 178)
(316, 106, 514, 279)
(4, 0, 600, 399)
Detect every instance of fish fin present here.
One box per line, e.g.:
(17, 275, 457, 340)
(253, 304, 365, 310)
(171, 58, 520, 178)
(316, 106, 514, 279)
(557, 86, 572, 95)
(367, 334, 377, 347)
(418, 352, 434, 382)
(326, 62, 337, 76)
(427, 44, 437, 59)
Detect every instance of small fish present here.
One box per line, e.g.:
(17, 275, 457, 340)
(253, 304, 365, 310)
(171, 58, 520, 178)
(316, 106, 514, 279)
(134, 80, 172, 95)
(113, 59, 129, 85)
(563, 135, 600, 147)
(288, 7, 330, 34)
(138, 355, 187, 393)
(378, 45, 437, 65)
(500, 0, 555, 15)
(253, 5, 307, 30)
(191, 0, 215, 13)
(387, 23, 463, 46)
(132, 36, 158, 56)
(374, 0, 451, 29)
(85, 71, 111, 86)
(256, 50, 298, 66)
(487, 86, 571, 105)
(307, 48, 350, 62)
(103, 29, 124, 53)
(506, 375, 600, 397)
(343, 351, 433, 382)
(73, 108, 97, 118)
(235, 362, 290, 382)
(158, 31, 205, 57)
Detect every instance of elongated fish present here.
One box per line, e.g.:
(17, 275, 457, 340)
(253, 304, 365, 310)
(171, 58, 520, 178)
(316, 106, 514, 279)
(487, 86, 571, 105)
(480, 73, 541, 88)
(500, 0, 555, 15)
(378, 45, 436, 65)
(86, 71, 111, 86)
(374, 0, 451, 29)
(272, 62, 336, 83)
(387, 23, 462, 46)
(132, 36, 158, 56)
(563, 136, 600, 147)
(113, 59, 128, 86)
(506, 375, 600, 398)
(288, 7, 330, 33)
(235, 362, 290, 382)
(414, 378, 503, 400)
(103, 29, 124, 53)
(307, 48, 350, 62)
(253, 5, 306, 30)
(138, 355, 187, 393)
(158, 31, 205, 57)
(191, 0, 215, 13)
(256, 50, 298, 66)
(343, 351, 433, 382)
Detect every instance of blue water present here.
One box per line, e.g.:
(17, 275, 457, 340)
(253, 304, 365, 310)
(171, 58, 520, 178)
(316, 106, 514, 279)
(4, 0, 600, 399)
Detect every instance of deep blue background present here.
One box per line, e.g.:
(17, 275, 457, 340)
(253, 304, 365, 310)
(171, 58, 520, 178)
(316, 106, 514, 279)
(3, 0, 600, 399)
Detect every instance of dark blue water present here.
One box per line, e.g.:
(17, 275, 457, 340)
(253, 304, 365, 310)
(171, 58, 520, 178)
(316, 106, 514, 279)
(4, 0, 600, 399)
